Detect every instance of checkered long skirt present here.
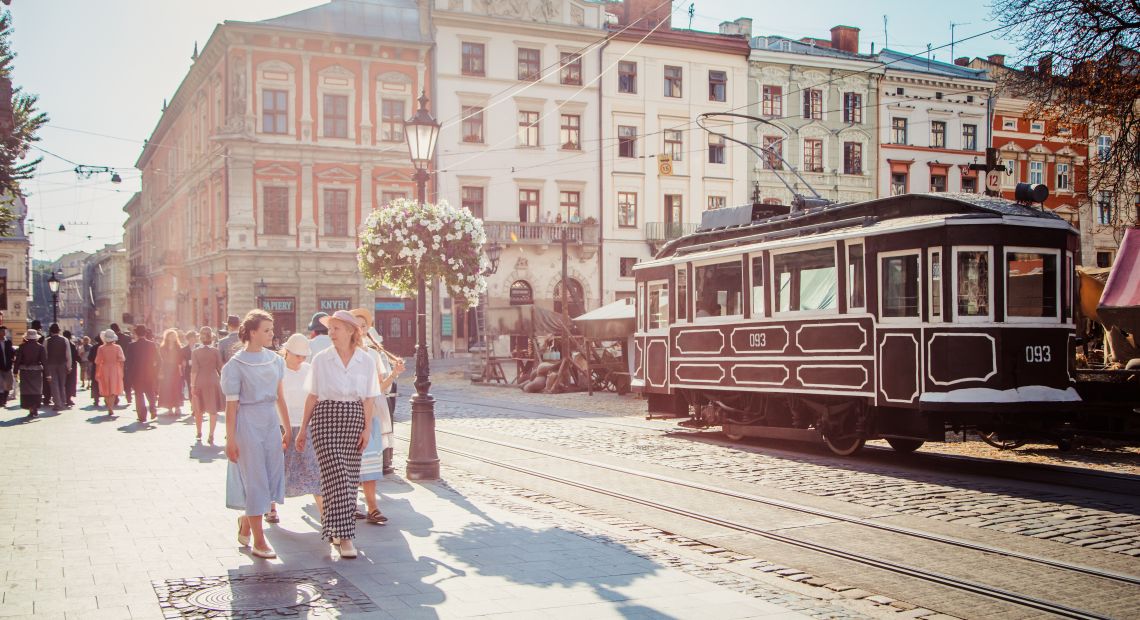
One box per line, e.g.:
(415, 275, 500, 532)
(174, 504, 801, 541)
(310, 399, 365, 542)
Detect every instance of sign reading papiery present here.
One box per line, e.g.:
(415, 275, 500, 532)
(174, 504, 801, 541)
(261, 297, 295, 313)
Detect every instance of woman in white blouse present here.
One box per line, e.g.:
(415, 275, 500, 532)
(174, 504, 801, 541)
(295, 310, 381, 559)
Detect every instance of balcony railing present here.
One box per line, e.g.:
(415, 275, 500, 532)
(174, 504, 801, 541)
(483, 221, 599, 245)
(645, 222, 698, 242)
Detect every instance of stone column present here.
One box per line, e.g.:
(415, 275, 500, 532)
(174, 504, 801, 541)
(299, 160, 316, 249)
(360, 60, 373, 147)
(301, 53, 313, 142)
(227, 150, 256, 250)
(361, 162, 374, 221)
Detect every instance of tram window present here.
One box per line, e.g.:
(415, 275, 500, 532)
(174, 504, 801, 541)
(647, 282, 669, 329)
(637, 283, 645, 331)
(881, 254, 920, 318)
(1006, 251, 1058, 318)
(956, 250, 990, 318)
(676, 267, 688, 322)
(773, 247, 837, 313)
(750, 255, 765, 317)
(847, 244, 865, 309)
(695, 260, 743, 317)
(930, 250, 942, 318)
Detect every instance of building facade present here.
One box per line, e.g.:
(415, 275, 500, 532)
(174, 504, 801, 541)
(0, 194, 29, 339)
(748, 27, 881, 206)
(602, 2, 751, 305)
(877, 49, 993, 196)
(126, 0, 432, 353)
(83, 243, 129, 335)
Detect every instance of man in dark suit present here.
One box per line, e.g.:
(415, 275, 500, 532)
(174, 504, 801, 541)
(0, 325, 14, 406)
(63, 330, 78, 407)
(129, 325, 160, 422)
(31, 320, 50, 406)
(112, 323, 132, 405)
(44, 324, 72, 411)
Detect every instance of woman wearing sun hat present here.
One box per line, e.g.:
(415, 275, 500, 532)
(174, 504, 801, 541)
(94, 329, 125, 416)
(14, 329, 46, 418)
(296, 310, 381, 559)
(273, 333, 322, 523)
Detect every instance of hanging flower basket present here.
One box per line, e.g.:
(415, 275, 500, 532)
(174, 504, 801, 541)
(358, 198, 488, 309)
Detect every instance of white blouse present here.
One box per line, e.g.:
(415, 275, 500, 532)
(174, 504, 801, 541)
(305, 347, 382, 402)
(282, 361, 311, 422)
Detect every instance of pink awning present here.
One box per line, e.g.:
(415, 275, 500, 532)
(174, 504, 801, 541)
(1098, 227, 1140, 334)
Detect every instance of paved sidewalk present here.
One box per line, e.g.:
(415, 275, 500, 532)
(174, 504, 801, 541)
(0, 393, 806, 619)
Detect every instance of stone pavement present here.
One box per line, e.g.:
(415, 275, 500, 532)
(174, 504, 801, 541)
(0, 392, 807, 620)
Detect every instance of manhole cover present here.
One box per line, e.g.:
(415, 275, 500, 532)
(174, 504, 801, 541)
(186, 582, 322, 611)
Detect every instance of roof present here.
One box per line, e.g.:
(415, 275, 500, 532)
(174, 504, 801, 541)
(1098, 227, 1140, 333)
(750, 35, 872, 62)
(878, 48, 989, 81)
(573, 298, 635, 339)
(237, 0, 428, 43)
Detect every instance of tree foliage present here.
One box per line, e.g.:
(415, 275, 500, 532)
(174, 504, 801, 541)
(0, 9, 46, 220)
(993, 0, 1140, 236)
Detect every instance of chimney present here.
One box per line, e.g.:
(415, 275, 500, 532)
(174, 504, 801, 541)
(1038, 54, 1053, 76)
(987, 54, 1005, 66)
(717, 17, 752, 38)
(620, 0, 672, 30)
(954, 57, 969, 67)
(829, 25, 860, 54)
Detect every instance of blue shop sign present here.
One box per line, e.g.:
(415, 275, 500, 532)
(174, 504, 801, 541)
(375, 301, 406, 311)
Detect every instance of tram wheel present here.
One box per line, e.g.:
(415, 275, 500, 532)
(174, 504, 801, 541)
(822, 433, 865, 456)
(885, 438, 925, 453)
(980, 432, 1026, 450)
(723, 429, 745, 441)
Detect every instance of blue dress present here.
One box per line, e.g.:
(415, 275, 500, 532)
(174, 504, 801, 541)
(222, 349, 286, 516)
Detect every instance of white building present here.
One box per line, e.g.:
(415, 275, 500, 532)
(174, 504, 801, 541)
(748, 27, 882, 205)
(601, 2, 751, 304)
(0, 193, 29, 339)
(877, 50, 993, 196)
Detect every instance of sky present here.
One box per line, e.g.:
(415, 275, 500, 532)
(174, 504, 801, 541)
(12, 0, 1021, 262)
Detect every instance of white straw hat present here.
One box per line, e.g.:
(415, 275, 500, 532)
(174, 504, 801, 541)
(282, 333, 311, 357)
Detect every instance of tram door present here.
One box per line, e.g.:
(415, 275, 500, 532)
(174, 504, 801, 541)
(374, 298, 416, 356)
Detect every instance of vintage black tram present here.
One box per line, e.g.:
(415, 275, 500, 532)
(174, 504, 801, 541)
(632, 193, 1083, 455)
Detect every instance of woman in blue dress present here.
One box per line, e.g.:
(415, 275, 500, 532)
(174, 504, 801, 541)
(223, 309, 290, 560)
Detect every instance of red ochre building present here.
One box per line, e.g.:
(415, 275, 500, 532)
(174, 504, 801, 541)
(125, 0, 432, 353)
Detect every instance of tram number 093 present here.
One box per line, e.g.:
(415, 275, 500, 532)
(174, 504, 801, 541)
(1025, 345, 1052, 363)
(749, 333, 767, 348)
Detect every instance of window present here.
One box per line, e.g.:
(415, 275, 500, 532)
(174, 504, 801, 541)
(461, 186, 484, 218)
(847, 244, 864, 309)
(843, 142, 862, 175)
(891, 172, 908, 196)
(462, 42, 485, 76)
(518, 111, 540, 146)
(380, 99, 405, 142)
(708, 70, 726, 102)
(1003, 159, 1018, 185)
(664, 65, 682, 98)
(930, 121, 946, 148)
(518, 189, 540, 222)
(930, 250, 942, 318)
(956, 249, 990, 318)
(323, 188, 349, 236)
(1098, 191, 1113, 225)
(1029, 160, 1044, 185)
(930, 173, 947, 193)
(762, 135, 783, 170)
(560, 114, 580, 150)
(559, 191, 580, 222)
(881, 253, 920, 318)
(891, 117, 907, 144)
(261, 89, 288, 134)
(803, 89, 822, 120)
(1056, 162, 1070, 190)
(695, 260, 743, 317)
(664, 130, 683, 161)
(676, 266, 688, 321)
(843, 92, 862, 123)
(895, 87, 905, 95)
(618, 61, 637, 93)
(619, 257, 637, 278)
(617, 191, 637, 227)
(322, 94, 348, 139)
(664, 195, 683, 229)
(750, 255, 765, 317)
(647, 281, 669, 329)
(518, 48, 541, 81)
(962, 175, 977, 193)
(1006, 251, 1058, 318)
(708, 134, 725, 164)
(560, 52, 582, 85)
(803, 139, 823, 172)
(707, 195, 726, 210)
(761, 85, 782, 116)
(1002, 117, 1017, 130)
(618, 125, 637, 158)
(1097, 135, 1112, 160)
(263, 186, 290, 235)
(380, 190, 407, 204)
(774, 247, 837, 313)
(461, 106, 484, 143)
(962, 124, 977, 151)
(1030, 120, 1045, 133)
(1096, 251, 1113, 268)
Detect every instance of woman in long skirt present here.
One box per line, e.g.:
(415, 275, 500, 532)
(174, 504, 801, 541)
(296, 310, 380, 559)
(223, 310, 290, 560)
(269, 333, 321, 524)
(191, 327, 226, 443)
(158, 329, 185, 416)
(94, 330, 125, 416)
(14, 330, 46, 418)
(348, 307, 402, 525)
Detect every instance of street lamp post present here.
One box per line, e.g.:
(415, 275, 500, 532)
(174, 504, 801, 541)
(403, 91, 441, 481)
(47, 271, 60, 325)
(256, 278, 268, 311)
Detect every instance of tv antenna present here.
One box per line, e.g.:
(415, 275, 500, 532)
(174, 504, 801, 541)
(950, 21, 971, 59)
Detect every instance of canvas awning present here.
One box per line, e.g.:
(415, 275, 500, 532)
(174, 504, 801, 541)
(573, 298, 635, 339)
(1097, 228, 1140, 334)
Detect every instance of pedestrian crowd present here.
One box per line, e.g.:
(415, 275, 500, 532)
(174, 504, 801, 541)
(3, 308, 404, 561)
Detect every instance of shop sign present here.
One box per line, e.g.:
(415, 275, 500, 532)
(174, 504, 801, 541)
(262, 297, 295, 313)
(319, 298, 352, 312)
(375, 300, 406, 311)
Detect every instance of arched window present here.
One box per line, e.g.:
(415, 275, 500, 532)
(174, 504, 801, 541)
(509, 280, 533, 306)
(554, 278, 585, 317)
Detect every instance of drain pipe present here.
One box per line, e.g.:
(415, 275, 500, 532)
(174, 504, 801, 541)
(597, 38, 609, 308)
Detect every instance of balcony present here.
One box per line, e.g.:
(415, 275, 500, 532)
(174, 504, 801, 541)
(645, 222, 698, 242)
(483, 222, 599, 257)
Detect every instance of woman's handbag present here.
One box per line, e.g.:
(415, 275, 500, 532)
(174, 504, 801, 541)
(225, 461, 245, 511)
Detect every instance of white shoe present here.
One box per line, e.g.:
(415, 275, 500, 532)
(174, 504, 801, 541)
(337, 540, 358, 559)
(237, 517, 250, 547)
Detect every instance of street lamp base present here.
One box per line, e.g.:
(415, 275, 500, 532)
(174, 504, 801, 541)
(404, 393, 441, 481)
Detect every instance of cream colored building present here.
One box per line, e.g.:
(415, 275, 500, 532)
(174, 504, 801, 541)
(0, 193, 29, 339)
(84, 243, 129, 334)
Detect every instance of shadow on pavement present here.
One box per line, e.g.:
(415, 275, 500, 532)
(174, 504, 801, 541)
(189, 441, 225, 463)
(117, 420, 156, 433)
(84, 413, 120, 424)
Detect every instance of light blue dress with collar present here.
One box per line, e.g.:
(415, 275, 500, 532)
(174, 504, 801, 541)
(221, 348, 286, 516)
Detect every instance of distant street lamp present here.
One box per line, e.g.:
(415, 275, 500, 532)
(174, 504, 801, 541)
(256, 278, 268, 310)
(403, 91, 441, 481)
(483, 241, 503, 276)
(47, 271, 60, 324)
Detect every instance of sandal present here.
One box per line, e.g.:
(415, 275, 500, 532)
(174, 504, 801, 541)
(265, 509, 279, 524)
(354, 509, 367, 520)
(366, 509, 388, 525)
